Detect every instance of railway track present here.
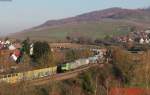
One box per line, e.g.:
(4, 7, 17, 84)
(26, 64, 100, 86)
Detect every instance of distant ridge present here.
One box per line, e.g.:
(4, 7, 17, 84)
(12, 7, 150, 41)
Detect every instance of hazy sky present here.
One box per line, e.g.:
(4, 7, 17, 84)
(0, 0, 150, 36)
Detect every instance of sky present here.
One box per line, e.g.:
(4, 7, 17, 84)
(0, 0, 150, 36)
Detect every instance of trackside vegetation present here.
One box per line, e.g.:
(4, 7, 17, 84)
(0, 46, 150, 95)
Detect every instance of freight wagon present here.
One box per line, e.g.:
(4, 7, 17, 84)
(57, 49, 106, 73)
(57, 58, 90, 72)
(0, 66, 57, 84)
(58, 56, 100, 73)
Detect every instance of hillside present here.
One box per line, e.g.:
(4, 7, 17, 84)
(12, 7, 150, 41)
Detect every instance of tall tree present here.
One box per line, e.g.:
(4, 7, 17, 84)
(22, 37, 30, 55)
(32, 41, 52, 66)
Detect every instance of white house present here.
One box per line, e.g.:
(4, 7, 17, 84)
(139, 38, 144, 44)
(145, 39, 150, 44)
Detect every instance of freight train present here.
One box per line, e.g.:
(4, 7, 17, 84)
(0, 49, 106, 84)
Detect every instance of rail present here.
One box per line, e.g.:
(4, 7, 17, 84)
(0, 43, 106, 84)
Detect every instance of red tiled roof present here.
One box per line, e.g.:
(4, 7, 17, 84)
(109, 88, 150, 95)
